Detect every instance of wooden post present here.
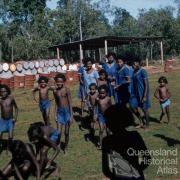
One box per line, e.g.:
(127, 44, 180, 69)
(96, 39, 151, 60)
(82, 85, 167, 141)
(160, 41, 164, 65)
(99, 48, 102, 62)
(80, 43, 83, 64)
(57, 47, 60, 59)
(104, 40, 108, 55)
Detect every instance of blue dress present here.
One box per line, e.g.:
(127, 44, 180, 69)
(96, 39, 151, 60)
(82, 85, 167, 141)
(102, 62, 117, 97)
(133, 68, 150, 110)
(115, 65, 130, 104)
(83, 69, 99, 96)
(77, 66, 86, 100)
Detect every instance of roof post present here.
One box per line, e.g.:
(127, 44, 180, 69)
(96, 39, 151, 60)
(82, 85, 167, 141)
(104, 40, 108, 55)
(80, 43, 83, 64)
(160, 41, 164, 65)
(57, 47, 60, 59)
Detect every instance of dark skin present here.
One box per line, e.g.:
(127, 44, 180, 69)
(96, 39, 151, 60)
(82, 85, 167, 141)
(32, 80, 54, 125)
(0, 140, 40, 180)
(0, 88, 18, 140)
(133, 62, 149, 129)
(95, 89, 112, 149)
(97, 73, 108, 87)
(53, 77, 73, 153)
(87, 86, 98, 137)
(106, 55, 116, 82)
(31, 126, 60, 173)
(154, 80, 171, 123)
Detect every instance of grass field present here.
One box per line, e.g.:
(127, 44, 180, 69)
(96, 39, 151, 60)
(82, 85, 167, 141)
(0, 70, 180, 180)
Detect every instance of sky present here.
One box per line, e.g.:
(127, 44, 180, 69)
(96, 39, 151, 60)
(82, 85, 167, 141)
(47, 0, 177, 18)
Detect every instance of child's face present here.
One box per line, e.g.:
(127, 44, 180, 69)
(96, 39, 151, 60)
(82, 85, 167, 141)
(56, 78, 64, 88)
(99, 89, 107, 99)
(99, 73, 106, 80)
(90, 86, 96, 94)
(39, 80, 47, 88)
(133, 62, 140, 70)
(159, 80, 166, 87)
(86, 61, 92, 70)
(117, 59, 124, 68)
(0, 88, 8, 98)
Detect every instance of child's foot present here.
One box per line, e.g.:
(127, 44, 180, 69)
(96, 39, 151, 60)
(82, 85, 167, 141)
(97, 145, 102, 150)
(135, 124, 143, 129)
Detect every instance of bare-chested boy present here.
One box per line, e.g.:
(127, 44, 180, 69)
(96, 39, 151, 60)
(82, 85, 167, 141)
(0, 84, 18, 140)
(33, 76, 54, 125)
(87, 83, 98, 138)
(97, 69, 108, 87)
(154, 76, 171, 123)
(95, 85, 112, 149)
(53, 73, 73, 153)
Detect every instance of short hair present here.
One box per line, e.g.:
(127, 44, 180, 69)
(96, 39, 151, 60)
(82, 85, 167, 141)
(89, 83, 97, 90)
(54, 73, 66, 82)
(38, 76, 49, 84)
(158, 76, 168, 84)
(106, 52, 116, 59)
(116, 55, 125, 62)
(27, 122, 44, 142)
(84, 57, 94, 66)
(9, 140, 25, 155)
(98, 69, 108, 79)
(0, 84, 11, 95)
(98, 84, 108, 93)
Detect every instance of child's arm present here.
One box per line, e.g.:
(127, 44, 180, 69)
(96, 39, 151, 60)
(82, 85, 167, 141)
(12, 97, 18, 122)
(26, 144, 40, 180)
(67, 88, 74, 122)
(13, 163, 24, 180)
(166, 88, 171, 99)
(142, 78, 148, 102)
(32, 87, 39, 103)
(43, 135, 60, 168)
(154, 87, 160, 100)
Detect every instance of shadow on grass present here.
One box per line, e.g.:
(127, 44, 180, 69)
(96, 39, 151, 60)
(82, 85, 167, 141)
(154, 134, 180, 147)
(149, 116, 160, 123)
(72, 106, 81, 116)
(84, 133, 99, 147)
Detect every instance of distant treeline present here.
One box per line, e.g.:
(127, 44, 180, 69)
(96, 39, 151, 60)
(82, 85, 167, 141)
(0, 0, 180, 62)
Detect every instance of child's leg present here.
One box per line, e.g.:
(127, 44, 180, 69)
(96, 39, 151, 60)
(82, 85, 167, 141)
(165, 106, 170, 123)
(57, 123, 63, 148)
(143, 109, 149, 128)
(64, 123, 70, 152)
(42, 108, 50, 126)
(160, 108, 165, 122)
(2, 162, 13, 178)
(98, 122, 104, 149)
(81, 101, 85, 117)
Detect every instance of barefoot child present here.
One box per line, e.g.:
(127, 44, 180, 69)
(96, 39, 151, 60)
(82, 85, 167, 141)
(32, 76, 53, 125)
(87, 83, 98, 139)
(0, 139, 40, 180)
(97, 69, 108, 87)
(154, 76, 171, 123)
(27, 122, 60, 173)
(54, 73, 73, 153)
(95, 85, 112, 149)
(0, 84, 18, 140)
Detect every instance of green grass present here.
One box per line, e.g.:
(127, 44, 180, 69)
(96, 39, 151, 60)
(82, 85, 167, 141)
(0, 70, 180, 180)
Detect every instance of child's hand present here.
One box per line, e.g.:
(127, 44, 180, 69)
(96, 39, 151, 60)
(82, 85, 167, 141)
(142, 97, 147, 103)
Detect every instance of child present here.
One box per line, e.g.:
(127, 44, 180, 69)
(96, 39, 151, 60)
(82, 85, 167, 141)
(97, 69, 108, 87)
(132, 61, 150, 129)
(54, 73, 73, 153)
(0, 139, 40, 180)
(154, 76, 171, 123)
(32, 76, 53, 125)
(87, 83, 98, 139)
(27, 122, 60, 173)
(0, 84, 18, 140)
(95, 85, 112, 149)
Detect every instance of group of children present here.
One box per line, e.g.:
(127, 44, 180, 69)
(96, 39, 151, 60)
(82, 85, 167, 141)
(0, 73, 73, 179)
(78, 53, 171, 148)
(0, 53, 171, 179)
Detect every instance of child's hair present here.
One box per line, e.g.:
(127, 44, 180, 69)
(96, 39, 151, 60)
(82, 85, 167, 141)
(98, 69, 108, 79)
(0, 84, 11, 95)
(116, 55, 125, 62)
(9, 140, 26, 155)
(27, 122, 44, 142)
(54, 73, 66, 82)
(158, 76, 168, 84)
(106, 52, 116, 59)
(38, 76, 49, 84)
(98, 84, 108, 93)
(84, 57, 94, 66)
(89, 83, 97, 90)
